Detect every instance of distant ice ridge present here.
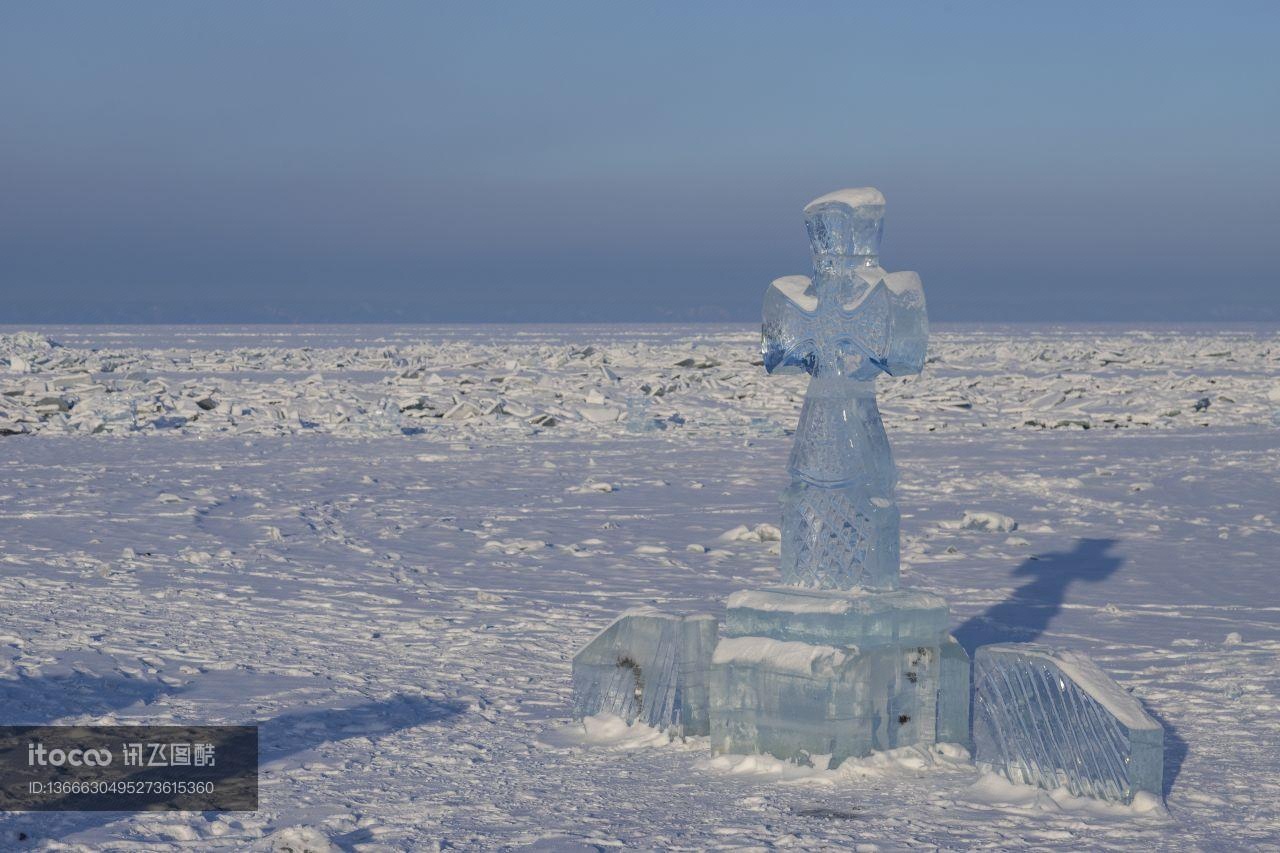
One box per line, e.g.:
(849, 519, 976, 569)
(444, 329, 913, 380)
(973, 644, 1163, 804)
(2, 326, 1277, 438)
(571, 608, 718, 737)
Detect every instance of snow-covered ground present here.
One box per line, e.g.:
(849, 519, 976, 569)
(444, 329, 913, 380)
(0, 323, 1277, 850)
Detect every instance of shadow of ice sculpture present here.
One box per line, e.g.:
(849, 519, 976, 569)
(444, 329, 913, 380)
(572, 608, 718, 737)
(708, 188, 969, 767)
(973, 644, 1163, 804)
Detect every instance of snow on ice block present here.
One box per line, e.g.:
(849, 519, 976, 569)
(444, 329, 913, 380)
(709, 587, 968, 765)
(973, 643, 1163, 804)
(572, 607, 718, 737)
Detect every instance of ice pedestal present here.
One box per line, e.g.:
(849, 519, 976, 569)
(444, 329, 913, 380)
(571, 608, 718, 737)
(973, 644, 1163, 804)
(709, 587, 969, 766)
(703, 188, 962, 765)
(570, 189, 977, 767)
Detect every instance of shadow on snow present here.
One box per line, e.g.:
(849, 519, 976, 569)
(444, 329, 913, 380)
(953, 537, 1124, 654)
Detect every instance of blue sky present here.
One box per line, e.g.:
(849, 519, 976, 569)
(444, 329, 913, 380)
(2, 1, 1277, 322)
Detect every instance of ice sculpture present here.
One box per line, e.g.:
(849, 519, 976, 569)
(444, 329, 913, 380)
(708, 189, 968, 765)
(762, 188, 926, 590)
(572, 608, 718, 737)
(973, 644, 1163, 803)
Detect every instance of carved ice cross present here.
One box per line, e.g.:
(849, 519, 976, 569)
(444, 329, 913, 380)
(761, 188, 928, 590)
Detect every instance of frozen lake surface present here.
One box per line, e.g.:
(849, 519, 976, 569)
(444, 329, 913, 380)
(1, 324, 1278, 849)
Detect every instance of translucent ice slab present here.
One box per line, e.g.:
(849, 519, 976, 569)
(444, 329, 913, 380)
(724, 587, 949, 647)
(710, 587, 968, 764)
(710, 635, 954, 764)
(937, 636, 972, 748)
(973, 644, 1163, 803)
(572, 608, 718, 737)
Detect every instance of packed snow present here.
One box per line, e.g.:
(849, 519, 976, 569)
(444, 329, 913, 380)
(0, 323, 1277, 849)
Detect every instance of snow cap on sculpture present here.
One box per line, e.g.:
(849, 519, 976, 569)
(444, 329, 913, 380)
(803, 187, 885, 260)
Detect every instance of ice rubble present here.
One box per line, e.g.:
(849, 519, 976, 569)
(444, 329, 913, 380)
(941, 510, 1019, 533)
(1, 325, 1276, 438)
(973, 644, 1164, 804)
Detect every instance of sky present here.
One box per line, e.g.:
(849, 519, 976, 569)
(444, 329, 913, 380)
(1, 1, 1278, 323)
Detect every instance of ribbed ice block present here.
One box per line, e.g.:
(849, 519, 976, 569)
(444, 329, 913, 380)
(572, 608, 718, 736)
(974, 644, 1164, 804)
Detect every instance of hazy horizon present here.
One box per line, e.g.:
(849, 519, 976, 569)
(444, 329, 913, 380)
(3, 2, 1278, 323)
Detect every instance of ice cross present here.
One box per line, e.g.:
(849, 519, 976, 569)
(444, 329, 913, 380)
(761, 188, 927, 590)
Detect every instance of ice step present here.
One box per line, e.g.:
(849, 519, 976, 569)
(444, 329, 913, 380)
(723, 586, 949, 647)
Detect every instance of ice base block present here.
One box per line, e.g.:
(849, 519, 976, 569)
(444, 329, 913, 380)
(709, 586, 969, 765)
